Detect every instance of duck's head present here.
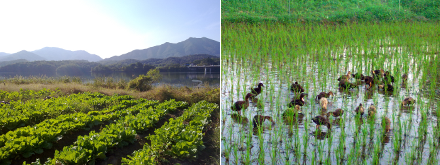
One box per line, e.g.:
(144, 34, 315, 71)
(402, 73, 408, 79)
(258, 83, 264, 87)
(300, 93, 307, 101)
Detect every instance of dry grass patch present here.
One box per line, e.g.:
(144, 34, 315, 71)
(0, 82, 219, 105)
(142, 84, 220, 105)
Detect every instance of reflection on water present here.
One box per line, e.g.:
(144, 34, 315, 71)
(311, 129, 331, 140)
(230, 114, 249, 125)
(0, 71, 219, 87)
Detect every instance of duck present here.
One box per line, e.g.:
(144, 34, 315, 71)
(364, 76, 374, 87)
(253, 115, 276, 128)
(371, 69, 384, 79)
(402, 73, 408, 83)
(312, 115, 331, 130)
(383, 71, 395, 84)
(290, 82, 305, 93)
(288, 93, 307, 107)
(368, 104, 376, 117)
(338, 80, 357, 89)
(319, 97, 328, 110)
(382, 116, 391, 132)
(251, 83, 264, 96)
(337, 71, 352, 81)
(327, 108, 344, 118)
(316, 91, 334, 100)
(378, 83, 394, 92)
(401, 97, 416, 106)
(231, 93, 254, 113)
(355, 103, 364, 116)
(351, 72, 365, 80)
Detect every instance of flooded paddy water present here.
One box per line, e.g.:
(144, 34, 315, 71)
(220, 23, 440, 165)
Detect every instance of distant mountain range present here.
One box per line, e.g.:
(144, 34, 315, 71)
(33, 47, 102, 62)
(0, 37, 219, 65)
(0, 48, 102, 62)
(0, 52, 10, 57)
(0, 50, 46, 62)
(101, 37, 220, 62)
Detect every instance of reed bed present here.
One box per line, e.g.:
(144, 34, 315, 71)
(221, 22, 440, 164)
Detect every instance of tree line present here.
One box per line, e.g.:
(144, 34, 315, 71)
(0, 55, 220, 74)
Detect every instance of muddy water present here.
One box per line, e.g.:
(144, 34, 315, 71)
(221, 48, 439, 164)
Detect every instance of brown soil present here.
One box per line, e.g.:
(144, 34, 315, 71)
(160, 108, 220, 165)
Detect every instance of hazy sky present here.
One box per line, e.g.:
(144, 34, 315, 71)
(0, 0, 220, 59)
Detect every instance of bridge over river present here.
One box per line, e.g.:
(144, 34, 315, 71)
(187, 65, 220, 74)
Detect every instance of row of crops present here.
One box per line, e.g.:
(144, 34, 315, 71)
(0, 89, 218, 165)
(123, 100, 218, 164)
(1, 90, 133, 134)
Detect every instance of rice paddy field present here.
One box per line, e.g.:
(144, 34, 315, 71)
(220, 22, 440, 165)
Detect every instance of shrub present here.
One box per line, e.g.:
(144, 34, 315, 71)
(127, 75, 153, 91)
(127, 69, 162, 92)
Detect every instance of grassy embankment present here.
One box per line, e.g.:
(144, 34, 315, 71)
(222, 0, 440, 24)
